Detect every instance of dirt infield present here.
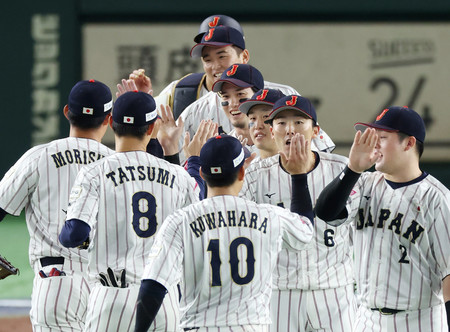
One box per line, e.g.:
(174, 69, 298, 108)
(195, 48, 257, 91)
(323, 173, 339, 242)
(0, 316, 31, 332)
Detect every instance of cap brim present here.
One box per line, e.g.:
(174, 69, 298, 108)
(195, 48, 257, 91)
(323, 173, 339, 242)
(265, 106, 313, 124)
(354, 122, 399, 133)
(190, 42, 233, 58)
(212, 79, 253, 92)
(238, 100, 273, 115)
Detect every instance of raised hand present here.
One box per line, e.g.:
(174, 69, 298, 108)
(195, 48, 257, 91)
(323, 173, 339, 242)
(183, 120, 218, 159)
(348, 128, 379, 173)
(129, 69, 153, 95)
(157, 104, 184, 156)
(279, 133, 311, 175)
(116, 79, 138, 98)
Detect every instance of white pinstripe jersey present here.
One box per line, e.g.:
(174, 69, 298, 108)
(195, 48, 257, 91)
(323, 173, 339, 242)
(240, 152, 353, 290)
(0, 137, 114, 270)
(142, 195, 314, 328)
(66, 151, 199, 284)
(340, 171, 450, 310)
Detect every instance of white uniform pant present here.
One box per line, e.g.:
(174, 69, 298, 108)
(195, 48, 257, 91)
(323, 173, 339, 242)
(353, 303, 448, 332)
(84, 282, 181, 332)
(30, 269, 90, 332)
(269, 284, 356, 332)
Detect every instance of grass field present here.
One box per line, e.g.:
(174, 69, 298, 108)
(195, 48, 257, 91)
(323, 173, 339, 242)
(0, 214, 33, 299)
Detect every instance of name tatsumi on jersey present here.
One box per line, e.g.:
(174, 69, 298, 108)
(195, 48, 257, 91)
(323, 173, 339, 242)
(105, 166, 176, 189)
(189, 210, 268, 238)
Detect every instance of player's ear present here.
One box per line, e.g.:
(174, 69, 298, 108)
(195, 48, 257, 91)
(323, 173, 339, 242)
(199, 167, 205, 181)
(147, 122, 155, 136)
(312, 124, 320, 139)
(108, 116, 114, 129)
(237, 166, 245, 181)
(102, 114, 111, 126)
(241, 49, 250, 64)
(404, 136, 416, 152)
(63, 105, 70, 120)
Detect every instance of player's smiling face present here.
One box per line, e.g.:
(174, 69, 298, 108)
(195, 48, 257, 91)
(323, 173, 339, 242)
(201, 46, 249, 90)
(248, 105, 276, 152)
(219, 83, 253, 129)
(374, 130, 408, 175)
(270, 109, 318, 156)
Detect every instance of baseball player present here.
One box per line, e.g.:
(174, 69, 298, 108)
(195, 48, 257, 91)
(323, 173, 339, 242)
(315, 106, 450, 331)
(135, 134, 315, 331)
(240, 95, 356, 331)
(238, 88, 286, 161)
(0, 80, 114, 331)
(59, 91, 199, 332)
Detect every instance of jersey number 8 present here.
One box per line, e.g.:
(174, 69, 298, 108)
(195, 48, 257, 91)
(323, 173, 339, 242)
(132, 191, 157, 238)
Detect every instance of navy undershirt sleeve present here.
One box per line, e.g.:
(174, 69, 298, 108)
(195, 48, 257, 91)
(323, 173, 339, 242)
(0, 207, 8, 222)
(186, 156, 206, 200)
(59, 219, 91, 248)
(135, 279, 167, 332)
(314, 166, 361, 222)
(290, 174, 314, 225)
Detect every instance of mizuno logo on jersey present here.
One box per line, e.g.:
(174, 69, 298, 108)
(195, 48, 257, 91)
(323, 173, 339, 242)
(189, 210, 268, 238)
(264, 193, 276, 198)
(357, 207, 425, 243)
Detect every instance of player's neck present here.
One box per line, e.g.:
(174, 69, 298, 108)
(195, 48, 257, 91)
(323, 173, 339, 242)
(69, 127, 103, 142)
(206, 182, 242, 198)
(114, 137, 149, 153)
(383, 163, 422, 183)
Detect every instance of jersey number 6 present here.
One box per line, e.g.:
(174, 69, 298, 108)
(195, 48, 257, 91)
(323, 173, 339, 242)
(207, 237, 255, 286)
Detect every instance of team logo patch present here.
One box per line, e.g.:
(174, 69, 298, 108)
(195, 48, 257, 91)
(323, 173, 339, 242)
(376, 108, 389, 121)
(286, 96, 298, 106)
(124, 116, 134, 124)
(104, 100, 113, 112)
(83, 107, 94, 115)
(204, 28, 214, 41)
(146, 110, 157, 122)
(210, 167, 222, 174)
(69, 186, 82, 202)
(226, 64, 239, 76)
(350, 189, 357, 196)
(208, 17, 220, 28)
(256, 89, 268, 101)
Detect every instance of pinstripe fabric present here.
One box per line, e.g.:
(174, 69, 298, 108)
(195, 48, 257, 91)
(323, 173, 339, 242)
(66, 150, 199, 331)
(0, 137, 114, 331)
(344, 171, 450, 313)
(354, 303, 448, 332)
(240, 152, 354, 290)
(269, 284, 356, 332)
(142, 195, 313, 328)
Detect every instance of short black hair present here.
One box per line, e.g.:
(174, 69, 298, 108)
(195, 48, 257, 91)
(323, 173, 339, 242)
(111, 121, 150, 138)
(398, 132, 424, 158)
(202, 170, 239, 188)
(67, 110, 107, 129)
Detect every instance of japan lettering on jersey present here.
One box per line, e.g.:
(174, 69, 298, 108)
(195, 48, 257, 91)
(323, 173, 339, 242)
(142, 195, 313, 328)
(0, 137, 114, 270)
(240, 152, 353, 290)
(66, 150, 199, 283)
(342, 171, 450, 310)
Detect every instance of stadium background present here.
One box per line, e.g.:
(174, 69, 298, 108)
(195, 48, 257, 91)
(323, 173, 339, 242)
(0, 0, 449, 329)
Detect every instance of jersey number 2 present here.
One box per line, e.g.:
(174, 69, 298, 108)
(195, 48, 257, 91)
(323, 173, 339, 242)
(131, 191, 157, 238)
(207, 237, 255, 286)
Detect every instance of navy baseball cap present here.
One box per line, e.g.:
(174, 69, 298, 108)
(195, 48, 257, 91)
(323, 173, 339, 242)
(112, 91, 158, 126)
(265, 95, 317, 124)
(212, 64, 264, 93)
(239, 89, 286, 115)
(194, 14, 244, 43)
(200, 135, 251, 177)
(354, 106, 426, 143)
(190, 26, 245, 58)
(68, 79, 113, 117)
